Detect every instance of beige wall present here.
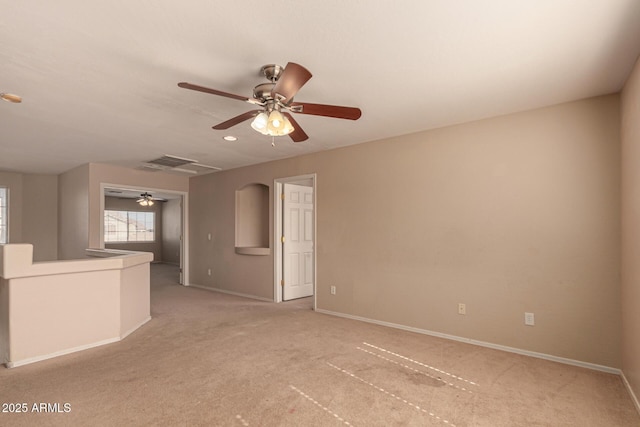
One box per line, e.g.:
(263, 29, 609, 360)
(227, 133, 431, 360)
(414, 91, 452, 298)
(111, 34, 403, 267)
(104, 197, 163, 262)
(189, 165, 274, 298)
(621, 55, 640, 403)
(0, 171, 58, 261)
(189, 95, 621, 367)
(119, 263, 151, 337)
(22, 174, 58, 261)
(58, 164, 90, 260)
(9, 271, 121, 363)
(162, 198, 181, 265)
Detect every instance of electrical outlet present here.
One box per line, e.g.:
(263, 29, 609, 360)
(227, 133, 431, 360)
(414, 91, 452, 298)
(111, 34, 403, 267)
(458, 303, 466, 315)
(330, 286, 336, 295)
(525, 312, 535, 326)
(207, 233, 212, 241)
(207, 268, 211, 276)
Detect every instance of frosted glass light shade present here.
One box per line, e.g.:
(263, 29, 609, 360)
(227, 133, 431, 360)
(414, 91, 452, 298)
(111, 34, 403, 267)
(251, 112, 269, 135)
(280, 116, 294, 136)
(267, 110, 285, 134)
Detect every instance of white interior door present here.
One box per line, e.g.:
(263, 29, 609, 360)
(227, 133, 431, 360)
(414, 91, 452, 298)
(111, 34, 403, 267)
(283, 183, 314, 300)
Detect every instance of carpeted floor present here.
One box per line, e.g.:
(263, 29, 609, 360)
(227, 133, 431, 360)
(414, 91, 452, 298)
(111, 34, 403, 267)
(0, 263, 638, 426)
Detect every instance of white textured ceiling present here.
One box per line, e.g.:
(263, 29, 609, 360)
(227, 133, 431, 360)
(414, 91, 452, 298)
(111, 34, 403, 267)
(2, 1, 639, 175)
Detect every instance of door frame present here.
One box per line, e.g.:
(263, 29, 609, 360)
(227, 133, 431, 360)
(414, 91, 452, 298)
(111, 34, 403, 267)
(100, 183, 190, 286)
(273, 174, 317, 307)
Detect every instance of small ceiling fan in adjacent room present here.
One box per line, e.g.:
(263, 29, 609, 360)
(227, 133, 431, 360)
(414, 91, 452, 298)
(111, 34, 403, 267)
(178, 62, 362, 142)
(136, 192, 165, 206)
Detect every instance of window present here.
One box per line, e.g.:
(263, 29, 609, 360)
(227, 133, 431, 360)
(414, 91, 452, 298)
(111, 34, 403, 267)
(104, 210, 155, 242)
(0, 187, 7, 244)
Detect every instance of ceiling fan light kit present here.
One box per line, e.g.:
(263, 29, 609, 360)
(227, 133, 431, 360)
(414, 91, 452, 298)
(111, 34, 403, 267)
(137, 192, 155, 206)
(178, 62, 361, 142)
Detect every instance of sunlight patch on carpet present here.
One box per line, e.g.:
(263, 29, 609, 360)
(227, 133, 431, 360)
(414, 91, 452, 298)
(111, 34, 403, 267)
(362, 342, 479, 387)
(356, 346, 473, 394)
(235, 414, 249, 426)
(326, 362, 456, 426)
(289, 385, 353, 426)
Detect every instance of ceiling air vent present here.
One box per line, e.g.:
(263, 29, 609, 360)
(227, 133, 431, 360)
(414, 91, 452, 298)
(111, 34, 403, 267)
(146, 155, 197, 168)
(137, 163, 163, 172)
(139, 155, 221, 175)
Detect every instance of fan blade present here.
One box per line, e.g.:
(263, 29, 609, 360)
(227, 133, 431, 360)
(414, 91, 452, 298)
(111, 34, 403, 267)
(290, 102, 362, 120)
(283, 112, 308, 142)
(212, 110, 261, 130)
(178, 82, 262, 104)
(271, 63, 312, 103)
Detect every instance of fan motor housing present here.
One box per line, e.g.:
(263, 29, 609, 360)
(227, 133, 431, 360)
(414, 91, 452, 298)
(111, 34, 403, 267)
(253, 83, 276, 101)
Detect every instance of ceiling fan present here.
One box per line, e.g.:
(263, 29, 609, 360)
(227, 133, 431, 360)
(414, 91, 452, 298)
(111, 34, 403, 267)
(178, 62, 362, 142)
(136, 192, 164, 206)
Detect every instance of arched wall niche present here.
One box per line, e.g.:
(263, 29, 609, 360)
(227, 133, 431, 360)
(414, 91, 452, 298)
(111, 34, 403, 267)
(235, 183, 270, 255)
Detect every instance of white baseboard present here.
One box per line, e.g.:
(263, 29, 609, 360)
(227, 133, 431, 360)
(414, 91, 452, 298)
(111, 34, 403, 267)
(6, 317, 152, 369)
(6, 337, 120, 368)
(621, 371, 640, 416)
(188, 283, 273, 302)
(315, 308, 620, 375)
(120, 316, 152, 339)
